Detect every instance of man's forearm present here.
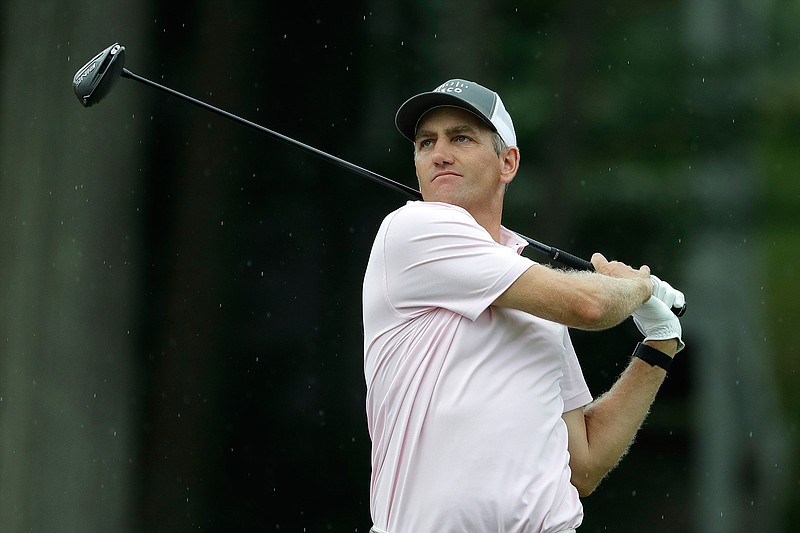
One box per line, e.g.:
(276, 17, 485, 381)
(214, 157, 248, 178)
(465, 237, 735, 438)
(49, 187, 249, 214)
(575, 339, 678, 492)
(494, 264, 651, 330)
(585, 252, 654, 330)
(578, 271, 652, 330)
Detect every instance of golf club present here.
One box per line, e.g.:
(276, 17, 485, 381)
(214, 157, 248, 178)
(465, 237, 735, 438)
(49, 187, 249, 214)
(72, 43, 685, 316)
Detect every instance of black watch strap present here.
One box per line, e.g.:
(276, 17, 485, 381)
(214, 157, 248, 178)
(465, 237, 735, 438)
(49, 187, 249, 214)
(632, 342, 673, 372)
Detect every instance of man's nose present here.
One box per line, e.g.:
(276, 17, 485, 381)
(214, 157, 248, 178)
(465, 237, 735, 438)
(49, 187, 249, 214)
(431, 139, 454, 165)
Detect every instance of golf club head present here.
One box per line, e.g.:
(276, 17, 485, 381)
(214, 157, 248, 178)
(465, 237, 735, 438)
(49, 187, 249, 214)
(73, 43, 126, 107)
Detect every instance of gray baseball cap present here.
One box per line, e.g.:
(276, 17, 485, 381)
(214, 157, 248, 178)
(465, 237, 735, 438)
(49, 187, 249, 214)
(395, 79, 516, 148)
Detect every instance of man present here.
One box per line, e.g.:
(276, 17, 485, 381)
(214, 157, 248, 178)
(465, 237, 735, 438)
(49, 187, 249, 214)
(362, 79, 685, 533)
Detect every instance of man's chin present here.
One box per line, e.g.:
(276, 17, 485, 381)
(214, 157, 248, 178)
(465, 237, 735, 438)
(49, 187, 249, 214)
(423, 183, 462, 204)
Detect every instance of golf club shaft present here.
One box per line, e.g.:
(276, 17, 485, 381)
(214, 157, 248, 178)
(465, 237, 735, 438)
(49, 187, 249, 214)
(121, 67, 593, 271)
(122, 69, 421, 200)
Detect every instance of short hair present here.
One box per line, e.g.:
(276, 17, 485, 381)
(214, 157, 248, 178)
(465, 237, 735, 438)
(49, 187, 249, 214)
(491, 132, 507, 156)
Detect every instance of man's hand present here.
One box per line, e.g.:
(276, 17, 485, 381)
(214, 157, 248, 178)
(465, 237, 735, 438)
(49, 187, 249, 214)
(633, 296, 685, 353)
(592, 254, 686, 315)
(591, 253, 652, 305)
(591, 252, 651, 281)
(649, 274, 686, 312)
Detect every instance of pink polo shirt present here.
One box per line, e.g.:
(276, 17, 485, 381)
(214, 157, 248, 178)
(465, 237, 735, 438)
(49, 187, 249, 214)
(363, 201, 592, 533)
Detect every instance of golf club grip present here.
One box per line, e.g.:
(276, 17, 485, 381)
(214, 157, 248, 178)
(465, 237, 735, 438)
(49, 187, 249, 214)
(548, 247, 595, 271)
(513, 234, 588, 270)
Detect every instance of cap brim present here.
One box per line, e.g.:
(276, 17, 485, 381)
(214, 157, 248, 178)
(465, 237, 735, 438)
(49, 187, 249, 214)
(395, 92, 497, 143)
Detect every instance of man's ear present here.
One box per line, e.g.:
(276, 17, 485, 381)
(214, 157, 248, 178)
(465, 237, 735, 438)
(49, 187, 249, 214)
(500, 146, 520, 185)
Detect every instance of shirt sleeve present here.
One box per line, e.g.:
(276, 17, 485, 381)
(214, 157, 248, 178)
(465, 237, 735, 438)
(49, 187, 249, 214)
(381, 202, 534, 321)
(559, 329, 593, 412)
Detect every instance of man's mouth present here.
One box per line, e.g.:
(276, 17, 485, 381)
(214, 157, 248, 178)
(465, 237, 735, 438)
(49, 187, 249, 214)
(432, 171, 462, 182)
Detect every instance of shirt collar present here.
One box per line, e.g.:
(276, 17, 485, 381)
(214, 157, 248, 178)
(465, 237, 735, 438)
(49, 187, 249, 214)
(499, 226, 528, 255)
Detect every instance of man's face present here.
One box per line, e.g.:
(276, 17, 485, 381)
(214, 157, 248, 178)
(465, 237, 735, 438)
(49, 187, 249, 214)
(413, 107, 513, 213)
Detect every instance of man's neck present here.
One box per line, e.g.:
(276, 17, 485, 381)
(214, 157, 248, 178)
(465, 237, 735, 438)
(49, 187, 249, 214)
(468, 208, 503, 244)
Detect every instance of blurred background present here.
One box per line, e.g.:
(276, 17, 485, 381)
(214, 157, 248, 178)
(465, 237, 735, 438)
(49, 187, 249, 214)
(1, 0, 798, 531)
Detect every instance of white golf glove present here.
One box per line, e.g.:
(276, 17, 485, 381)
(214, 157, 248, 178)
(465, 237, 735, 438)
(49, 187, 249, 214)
(650, 275, 685, 311)
(633, 296, 685, 353)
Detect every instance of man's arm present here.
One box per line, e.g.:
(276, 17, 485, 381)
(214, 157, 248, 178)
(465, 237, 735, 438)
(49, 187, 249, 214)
(562, 338, 679, 497)
(493, 253, 652, 330)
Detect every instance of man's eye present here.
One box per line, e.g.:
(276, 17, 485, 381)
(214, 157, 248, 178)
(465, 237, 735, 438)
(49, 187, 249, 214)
(454, 135, 470, 143)
(419, 139, 434, 148)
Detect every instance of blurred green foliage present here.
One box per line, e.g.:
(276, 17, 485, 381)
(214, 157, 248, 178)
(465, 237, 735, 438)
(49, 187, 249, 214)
(2, 0, 799, 531)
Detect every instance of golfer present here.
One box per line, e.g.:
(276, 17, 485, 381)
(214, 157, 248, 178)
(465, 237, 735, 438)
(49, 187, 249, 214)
(362, 79, 684, 533)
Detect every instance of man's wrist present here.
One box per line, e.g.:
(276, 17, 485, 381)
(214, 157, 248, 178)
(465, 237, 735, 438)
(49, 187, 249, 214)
(641, 277, 653, 305)
(633, 342, 674, 371)
(642, 339, 679, 358)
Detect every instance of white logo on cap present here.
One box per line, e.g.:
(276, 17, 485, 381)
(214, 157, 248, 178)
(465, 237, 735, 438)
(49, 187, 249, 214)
(434, 80, 470, 94)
